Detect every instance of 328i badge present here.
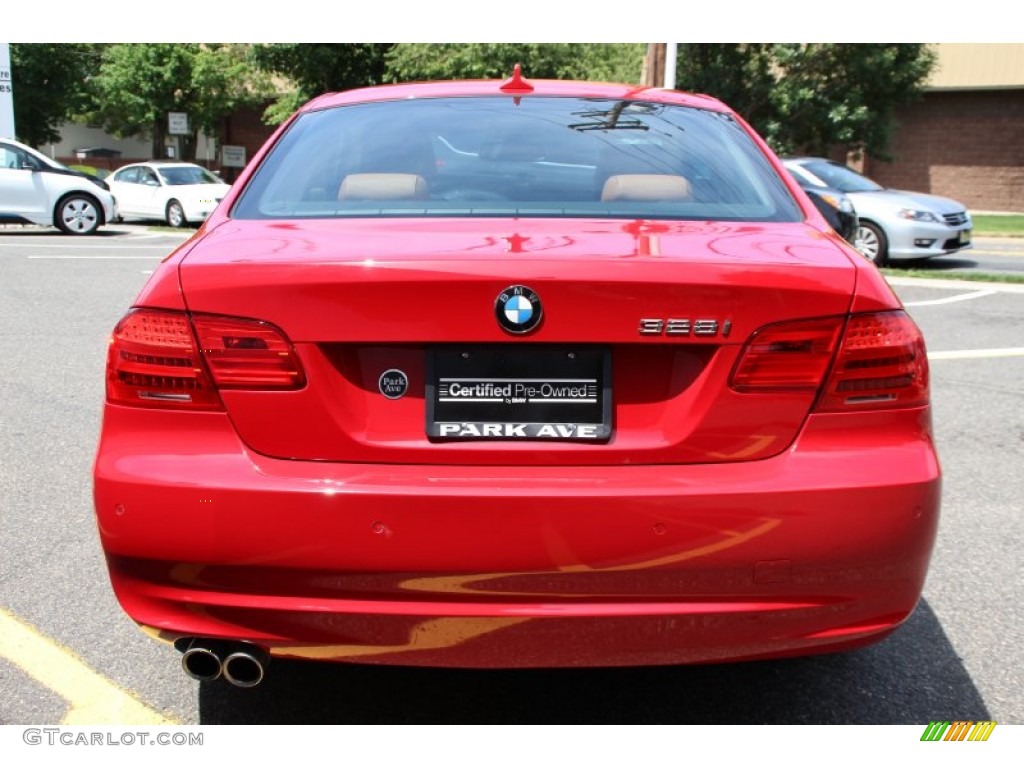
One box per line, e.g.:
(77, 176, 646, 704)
(93, 69, 940, 686)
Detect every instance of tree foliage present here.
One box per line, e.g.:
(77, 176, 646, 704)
(10, 44, 101, 147)
(384, 44, 645, 85)
(253, 44, 644, 126)
(675, 44, 936, 159)
(21, 43, 933, 165)
(252, 44, 393, 125)
(84, 44, 272, 160)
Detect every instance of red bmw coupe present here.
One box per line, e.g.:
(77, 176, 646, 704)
(93, 71, 940, 687)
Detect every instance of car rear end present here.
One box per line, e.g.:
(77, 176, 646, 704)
(93, 81, 939, 674)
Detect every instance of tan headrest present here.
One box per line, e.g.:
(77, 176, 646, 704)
(601, 174, 692, 202)
(339, 173, 428, 201)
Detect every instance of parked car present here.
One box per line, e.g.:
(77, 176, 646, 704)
(94, 74, 940, 684)
(108, 161, 230, 227)
(788, 175, 858, 245)
(784, 157, 972, 266)
(0, 137, 117, 235)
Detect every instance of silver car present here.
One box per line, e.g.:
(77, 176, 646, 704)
(784, 157, 972, 266)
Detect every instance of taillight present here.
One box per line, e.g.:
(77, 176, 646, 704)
(731, 317, 845, 391)
(192, 315, 305, 389)
(106, 309, 304, 409)
(730, 310, 929, 412)
(817, 311, 928, 412)
(106, 309, 221, 409)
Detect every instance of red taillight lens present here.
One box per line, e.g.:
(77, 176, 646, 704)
(106, 309, 305, 409)
(191, 315, 305, 389)
(731, 310, 930, 412)
(817, 310, 928, 412)
(731, 317, 845, 391)
(106, 309, 222, 409)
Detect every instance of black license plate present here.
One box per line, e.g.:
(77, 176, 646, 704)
(426, 346, 611, 441)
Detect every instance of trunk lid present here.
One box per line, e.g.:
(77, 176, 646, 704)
(177, 218, 858, 465)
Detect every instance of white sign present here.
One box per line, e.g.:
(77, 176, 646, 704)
(0, 43, 15, 140)
(168, 112, 189, 135)
(221, 145, 246, 168)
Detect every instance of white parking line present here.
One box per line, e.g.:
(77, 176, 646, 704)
(929, 348, 1024, 360)
(2, 242, 176, 249)
(26, 259, 163, 262)
(887, 276, 1024, 293)
(903, 289, 999, 306)
(122, 233, 187, 241)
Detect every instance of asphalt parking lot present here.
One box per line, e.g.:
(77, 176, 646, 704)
(0, 226, 1021, 725)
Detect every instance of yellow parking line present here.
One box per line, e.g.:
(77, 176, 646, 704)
(0, 607, 178, 725)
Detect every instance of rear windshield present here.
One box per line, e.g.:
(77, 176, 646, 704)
(233, 96, 801, 222)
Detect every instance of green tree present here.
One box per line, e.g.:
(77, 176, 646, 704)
(10, 44, 102, 148)
(85, 44, 272, 161)
(252, 44, 393, 125)
(385, 43, 645, 85)
(675, 44, 935, 159)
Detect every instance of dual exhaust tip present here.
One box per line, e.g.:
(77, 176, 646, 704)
(178, 638, 268, 688)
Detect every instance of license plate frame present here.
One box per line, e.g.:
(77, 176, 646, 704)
(426, 345, 611, 442)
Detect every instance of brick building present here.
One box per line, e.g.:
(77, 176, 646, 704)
(865, 44, 1024, 213)
(213, 105, 277, 183)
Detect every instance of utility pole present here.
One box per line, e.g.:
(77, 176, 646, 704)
(642, 44, 677, 89)
(642, 44, 665, 87)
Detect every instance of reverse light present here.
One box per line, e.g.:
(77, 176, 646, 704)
(106, 309, 304, 409)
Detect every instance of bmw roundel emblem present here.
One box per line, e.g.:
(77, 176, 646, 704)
(495, 285, 542, 334)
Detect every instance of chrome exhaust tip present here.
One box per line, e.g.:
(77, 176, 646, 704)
(180, 640, 223, 682)
(222, 645, 268, 688)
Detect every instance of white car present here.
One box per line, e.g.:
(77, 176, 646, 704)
(108, 162, 230, 228)
(0, 137, 117, 235)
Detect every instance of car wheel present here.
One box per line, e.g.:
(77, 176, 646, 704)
(166, 200, 187, 228)
(855, 222, 888, 267)
(55, 194, 102, 236)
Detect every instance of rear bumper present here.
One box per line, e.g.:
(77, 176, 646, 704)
(94, 405, 940, 667)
